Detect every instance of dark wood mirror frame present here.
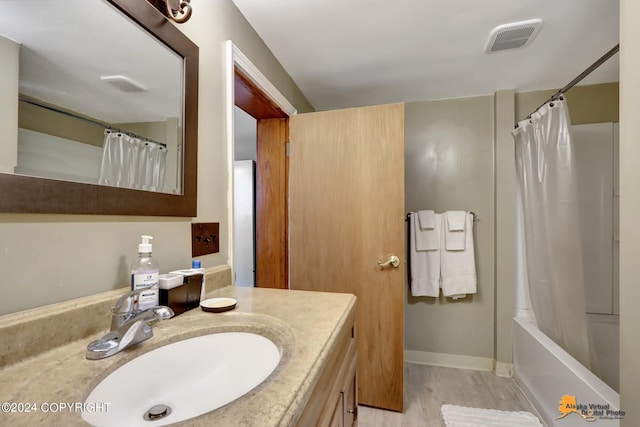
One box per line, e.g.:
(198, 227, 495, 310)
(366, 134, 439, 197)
(0, 0, 198, 217)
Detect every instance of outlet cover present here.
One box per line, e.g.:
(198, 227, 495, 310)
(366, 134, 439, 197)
(191, 222, 219, 257)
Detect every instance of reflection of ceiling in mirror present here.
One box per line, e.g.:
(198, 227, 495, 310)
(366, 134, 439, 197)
(0, 0, 183, 124)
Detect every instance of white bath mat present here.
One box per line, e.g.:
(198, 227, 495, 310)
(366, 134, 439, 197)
(441, 404, 544, 427)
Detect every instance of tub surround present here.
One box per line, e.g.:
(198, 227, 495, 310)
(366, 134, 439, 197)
(0, 268, 356, 426)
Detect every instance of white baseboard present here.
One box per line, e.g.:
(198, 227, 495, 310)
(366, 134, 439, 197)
(494, 361, 513, 378)
(404, 349, 494, 372)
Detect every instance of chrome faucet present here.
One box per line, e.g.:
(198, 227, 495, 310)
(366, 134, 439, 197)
(86, 289, 174, 360)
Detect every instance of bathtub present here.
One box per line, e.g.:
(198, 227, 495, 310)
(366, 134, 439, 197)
(513, 315, 621, 426)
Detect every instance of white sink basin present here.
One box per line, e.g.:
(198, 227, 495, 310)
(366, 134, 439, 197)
(82, 332, 281, 426)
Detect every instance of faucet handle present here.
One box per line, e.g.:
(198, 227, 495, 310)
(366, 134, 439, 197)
(111, 289, 144, 316)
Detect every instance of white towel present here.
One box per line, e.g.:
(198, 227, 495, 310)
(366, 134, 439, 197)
(446, 210, 466, 231)
(441, 212, 477, 298)
(415, 210, 438, 251)
(418, 210, 436, 229)
(444, 211, 466, 250)
(410, 214, 441, 297)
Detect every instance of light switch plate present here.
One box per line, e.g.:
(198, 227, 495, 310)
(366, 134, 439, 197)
(191, 222, 219, 256)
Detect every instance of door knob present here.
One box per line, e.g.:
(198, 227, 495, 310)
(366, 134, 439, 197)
(377, 255, 400, 268)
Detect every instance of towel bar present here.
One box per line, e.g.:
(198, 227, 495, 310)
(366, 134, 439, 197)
(405, 211, 477, 222)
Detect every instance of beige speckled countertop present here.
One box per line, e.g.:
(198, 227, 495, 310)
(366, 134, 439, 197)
(0, 285, 356, 426)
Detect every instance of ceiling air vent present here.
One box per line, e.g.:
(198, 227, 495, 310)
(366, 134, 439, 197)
(485, 19, 543, 53)
(100, 75, 148, 93)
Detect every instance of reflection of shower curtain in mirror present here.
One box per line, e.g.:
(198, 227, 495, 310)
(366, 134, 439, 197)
(98, 130, 166, 192)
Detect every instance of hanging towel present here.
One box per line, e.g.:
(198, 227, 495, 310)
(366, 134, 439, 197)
(418, 210, 436, 229)
(415, 210, 438, 251)
(441, 212, 477, 298)
(446, 211, 466, 231)
(444, 211, 467, 251)
(409, 213, 441, 297)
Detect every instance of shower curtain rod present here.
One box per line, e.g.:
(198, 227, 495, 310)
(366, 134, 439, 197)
(518, 43, 620, 126)
(18, 98, 167, 148)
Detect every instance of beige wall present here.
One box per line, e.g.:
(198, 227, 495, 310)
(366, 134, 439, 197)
(619, 0, 639, 423)
(515, 82, 619, 124)
(404, 96, 496, 360)
(0, 0, 312, 316)
(406, 83, 619, 368)
(0, 36, 19, 174)
(494, 90, 515, 370)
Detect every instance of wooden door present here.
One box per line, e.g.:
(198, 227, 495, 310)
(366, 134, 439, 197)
(289, 103, 405, 412)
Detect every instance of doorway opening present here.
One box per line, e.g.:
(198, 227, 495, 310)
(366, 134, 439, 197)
(225, 41, 296, 289)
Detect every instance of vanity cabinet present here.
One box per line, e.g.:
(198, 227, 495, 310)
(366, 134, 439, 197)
(0, 286, 357, 427)
(296, 309, 358, 427)
(329, 353, 358, 427)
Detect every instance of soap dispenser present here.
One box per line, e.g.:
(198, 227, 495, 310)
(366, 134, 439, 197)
(131, 235, 160, 310)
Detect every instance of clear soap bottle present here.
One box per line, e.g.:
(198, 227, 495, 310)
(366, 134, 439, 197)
(131, 235, 160, 310)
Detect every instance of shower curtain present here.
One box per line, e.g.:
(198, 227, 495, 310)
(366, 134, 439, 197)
(513, 98, 596, 372)
(98, 130, 167, 192)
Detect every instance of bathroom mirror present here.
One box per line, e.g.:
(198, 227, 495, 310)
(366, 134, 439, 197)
(0, 0, 198, 216)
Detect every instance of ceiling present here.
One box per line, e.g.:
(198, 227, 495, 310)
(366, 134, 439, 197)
(231, 0, 620, 111)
